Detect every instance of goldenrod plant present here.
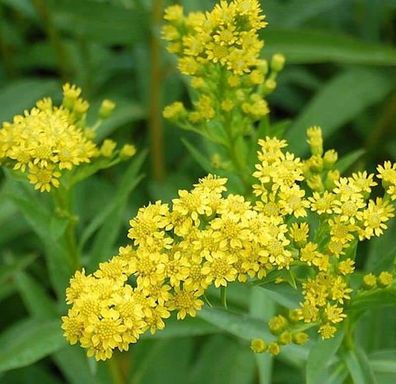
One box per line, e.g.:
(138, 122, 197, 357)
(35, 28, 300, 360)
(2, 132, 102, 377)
(60, 0, 396, 367)
(1, 0, 396, 383)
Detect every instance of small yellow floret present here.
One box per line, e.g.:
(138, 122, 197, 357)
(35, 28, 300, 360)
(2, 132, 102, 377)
(250, 338, 267, 353)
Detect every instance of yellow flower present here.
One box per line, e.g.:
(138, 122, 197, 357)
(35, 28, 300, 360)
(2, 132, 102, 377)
(163, 4, 184, 21)
(99, 99, 116, 119)
(338, 259, 355, 275)
(61, 125, 396, 359)
(289, 222, 309, 247)
(268, 315, 287, 334)
(293, 332, 309, 345)
(278, 185, 309, 217)
(163, 102, 186, 120)
(201, 250, 237, 287)
(167, 287, 204, 319)
(267, 342, 281, 356)
(377, 161, 396, 187)
(378, 271, 393, 287)
(357, 198, 394, 239)
(100, 139, 117, 157)
(309, 191, 335, 215)
(324, 304, 346, 324)
(349, 171, 377, 195)
(307, 126, 323, 156)
(120, 144, 137, 159)
(0, 84, 127, 192)
(319, 323, 337, 339)
(328, 217, 356, 244)
(250, 338, 267, 353)
(363, 273, 377, 288)
(27, 163, 61, 192)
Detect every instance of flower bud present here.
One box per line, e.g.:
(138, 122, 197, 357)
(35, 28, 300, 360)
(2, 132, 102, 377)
(100, 139, 117, 158)
(271, 54, 285, 72)
(99, 99, 116, 119)
(278, 331, 292, 345)
(325, 170, 340, 190)
(250, 338, 267, 353)
(363, 273, 377, 289)
(293, 332, 309, 345)
(378, 271, 393, 287)
(307, 126, 323, 156)
(268, 315, 288, 335)
(323, 150, 338, 169)
(268, 342, 280, 356)
(163, 102, 186, 120)
(120, 144, 136, 159)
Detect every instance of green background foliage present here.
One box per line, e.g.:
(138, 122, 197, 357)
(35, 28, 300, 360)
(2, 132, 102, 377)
(0, 0, 395, 383)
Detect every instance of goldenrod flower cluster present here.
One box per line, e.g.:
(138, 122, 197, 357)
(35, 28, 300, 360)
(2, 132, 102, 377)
(63, 127, 396, 360)
(0, 84, 135, 192)
(162, 0, 284, 127)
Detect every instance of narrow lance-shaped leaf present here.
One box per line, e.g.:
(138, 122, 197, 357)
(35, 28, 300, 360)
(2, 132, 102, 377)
(86, 151, 147, 269)
(306, 330, 344, 384)
(342, 347, 377, 384)
(15, 272, 58, 320)
(0, 79, 58, 122)
(0, 318, 65, 373)
(262, 28, 396, 66)
(198, 307, 309, 368)
(286, 68, 392, 155)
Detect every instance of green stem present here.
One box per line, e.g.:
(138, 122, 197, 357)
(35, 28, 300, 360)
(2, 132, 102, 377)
(53, 187, 80, 270)
(223, 114, 251, 193)
(0, 7, 16, 78)
(343, 317, 355, 350)
(107, 355, 126, 384)
(220, 286, 228, 309)
(365, 87, 396, 155)
(149, 0, 166, 182)
(31, 0, 73, 81)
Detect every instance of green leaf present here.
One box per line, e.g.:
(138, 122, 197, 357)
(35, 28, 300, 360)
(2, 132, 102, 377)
(249, 288, 275, 384)
(349, 288, 396, 313)
(327, 361, 349, 384)
(142, 316, 220, 339)
(0, 318, 65, 372)
(3, 177, 72, 297)
(80, 154, 145, 252)
(51, 0, 149, 45)
(265, 0, 344, 28)
(258, 283, 301, 309)
(1, 0, 37, 19)
(53, 346, 102, 384)
(95, 101, 145, 141)
(369, 350, 396, 374)
(306, 330, 344, 384)
(0, 254, 37, 285)
(343, 347, 377, 384)
(286, 69, 392, 155)
(131, 338, 193, 384)
(366, 240, 396, 274)
(198, 307, 309, 367)
(190, 335, 256, 384)
(337, 149, 366, 174)
(263, 28, 396, 65)
(0, 79, 58, 122)
(15, 272, 58, 319)
(181, 138, 214, 174)
(86, 151, 146, 269)
(0, 364, 63, 384)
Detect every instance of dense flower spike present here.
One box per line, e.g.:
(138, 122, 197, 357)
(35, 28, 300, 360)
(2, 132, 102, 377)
(162, 0, 283, 130)
(0, 84, 135, 192)
(63, 126, 396, 360)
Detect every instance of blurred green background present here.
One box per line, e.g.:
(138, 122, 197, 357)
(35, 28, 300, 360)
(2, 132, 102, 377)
(0, 0, 396, 383)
